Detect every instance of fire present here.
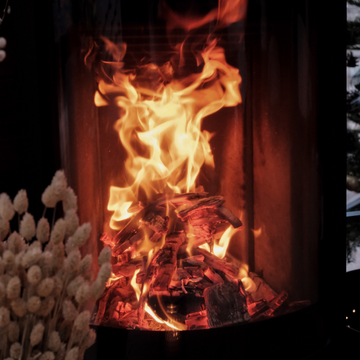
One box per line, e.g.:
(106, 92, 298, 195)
(95, 37, 242, 230)
(92, 0, 254, 331)
(106, 273, 124, 287)
(252, 227, 262, 238)
(130, 269, 141, 301)
(144, 303, 182, 330)
(199, 243, 211, 252)
(213, 225, 239, 259)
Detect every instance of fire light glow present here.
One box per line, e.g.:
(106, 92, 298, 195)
(91, 0, 252, 331)
(213, 225, 240, 259)
(95, 37, 242, 231)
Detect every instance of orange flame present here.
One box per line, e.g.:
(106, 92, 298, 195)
(252, 227, 262, 238)
(159, 0, 248, 33)
(199, 242, 211, 252)
(213, 225, 239, 259)
(144, 303, 186, 331)
(106, 273, 124, 287)
(95, 38, 242, 229)
(130, 269, 141, 301)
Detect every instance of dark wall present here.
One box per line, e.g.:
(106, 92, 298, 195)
(0, 0, 60, 219)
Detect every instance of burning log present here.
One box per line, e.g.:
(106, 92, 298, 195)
(248, 272, 278, 302)
(184, 267, 204, 278)
(112, 231, 145, 256)
(204, 281, 250, 328)
(136, 255, 148, 284)
(263, 291, 289, 317)
(247, 299, 268, 317)
(177, 196, 225, 220)
(215, 206, 242, 228)
(152, 232, 186, 291)
(174, 268, 192, 280)
(194, 248, 238, 278)
(112, 258, 143, 277)
(182, 255, 204, 266)
(140, 212, 169, 242)
(204, 267, 224, 284)
(93, 277, 128, 325)
(98, 190, 292, 331)
(185, 310, 209, 330)
(111, 191, 210, 256)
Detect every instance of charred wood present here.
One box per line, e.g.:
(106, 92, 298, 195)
(152, 232, 186, 291)
(194, 248, 238, 278)
(215, 206, 242, 228)
(247, 299, 268, 318)
(248, 272, 278, 302)
(185, 310, 209, 330)
(182, 255, 204, 266)
(112, 258, 143, 277)
(263, 291, 288, 316)
(204, 267, 224, 284)
(204, 281, 250, 328)
(177, 196, 226, 221)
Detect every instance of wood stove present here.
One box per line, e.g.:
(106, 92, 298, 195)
(50, 0, 345, 358)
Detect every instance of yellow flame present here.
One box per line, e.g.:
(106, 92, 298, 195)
(106, 273, 124, 287)
(252, 227, 262, 238)
(199, 243, 211, 252)
(241, 276, 256, 293)
(130, 269, 141, 301)
(94, 39, 242, 230)
(144, 303, 184, 331)
(213, 225, 239, 259)
(238, 263, 249, 280)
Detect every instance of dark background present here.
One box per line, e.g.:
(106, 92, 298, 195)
(0, 0, 349, 359)
(0, 0, 60, 219)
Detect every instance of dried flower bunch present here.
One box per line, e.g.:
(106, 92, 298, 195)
(0, 171, 110, 360)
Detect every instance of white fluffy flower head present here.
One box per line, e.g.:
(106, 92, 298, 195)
(19, 212, 36, 241)
(39, 352, 55, 360)
(98, 246, 111, 266)
(64, 209, 79, 237)
(27, 296, 41, 313)
(79, 254, 92, 275)
(10, 298, 27, 317)
(0, 193, 15, 221)
(36, 277, 55, 297)
(30, 322, 45, 346)
(51, 170, 67, 198)
(36, 217, 50, 244)
(6, 276, 21, 299)
(27, 265, 42, 285)
(62, 299, 78, 321)
(0, 218, 9, 241)
(64, 249, 81, 274)
(48, 331, 61, 352)
(8, 231, 25, 254)
(66, 223, 91, 253)
(50, 218, 66, 245)
(0, 306, 10, 326)
(13, 189, 28, 214)
(74, 310, 91, 331)
(64, 347, 79, 360)
(10, 342, 22, 359)
(62, 187, 77, 212)
(21, 246, 42, 268)
(41, 185, 59, 208)
(8, 321, 20, 342)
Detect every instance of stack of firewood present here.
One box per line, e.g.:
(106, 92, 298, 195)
(93, 190, 295, 330)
